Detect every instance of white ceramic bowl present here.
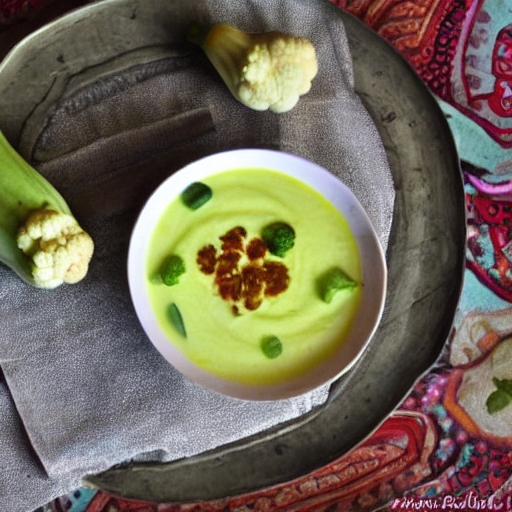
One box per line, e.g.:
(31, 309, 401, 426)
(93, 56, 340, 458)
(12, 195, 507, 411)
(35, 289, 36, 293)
(127, 149, 387, 400)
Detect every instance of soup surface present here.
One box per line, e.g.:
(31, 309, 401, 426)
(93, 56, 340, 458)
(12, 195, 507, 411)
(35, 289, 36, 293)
(146, 168, 362, 386)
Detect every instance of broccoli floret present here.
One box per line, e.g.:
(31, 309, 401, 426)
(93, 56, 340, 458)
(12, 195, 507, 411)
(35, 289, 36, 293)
(318, 267, 358, 303)
(261, 222, 295, 257)
(159, 254, 185, 286)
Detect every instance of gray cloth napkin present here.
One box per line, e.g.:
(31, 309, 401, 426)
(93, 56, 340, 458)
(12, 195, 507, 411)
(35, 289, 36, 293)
(0, 382, 82, 511)
(0, 0, 394, 510)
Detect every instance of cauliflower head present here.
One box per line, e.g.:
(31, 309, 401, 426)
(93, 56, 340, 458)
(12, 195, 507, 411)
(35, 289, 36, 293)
(16, 209, 94, 289)
(188, 23, 318, 113)
(238, 35, 318, 113)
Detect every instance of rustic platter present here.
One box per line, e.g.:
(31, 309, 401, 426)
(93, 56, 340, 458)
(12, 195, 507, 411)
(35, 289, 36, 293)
(0, 0, 465, 502)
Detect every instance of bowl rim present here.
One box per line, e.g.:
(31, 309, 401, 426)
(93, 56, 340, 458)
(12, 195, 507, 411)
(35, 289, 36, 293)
(127, 148, 387, 400)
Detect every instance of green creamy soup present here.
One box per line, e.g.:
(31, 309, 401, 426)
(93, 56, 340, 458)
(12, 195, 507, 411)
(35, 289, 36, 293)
(146, 168, 362, 386)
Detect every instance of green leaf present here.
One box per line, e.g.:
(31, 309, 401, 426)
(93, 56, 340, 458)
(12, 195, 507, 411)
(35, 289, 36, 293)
(486, 389, 512, 414)
(492, 377, 512, 395)
(261, 335, 283, 359)
(168, 303, 186, 338)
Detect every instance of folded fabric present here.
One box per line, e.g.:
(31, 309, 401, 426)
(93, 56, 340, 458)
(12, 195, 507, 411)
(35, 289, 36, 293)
(0, 382, 82, 511)
(0, 0, 394, 510)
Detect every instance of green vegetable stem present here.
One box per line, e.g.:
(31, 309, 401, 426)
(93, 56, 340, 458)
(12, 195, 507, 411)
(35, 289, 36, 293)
(0, 130, 94, 289)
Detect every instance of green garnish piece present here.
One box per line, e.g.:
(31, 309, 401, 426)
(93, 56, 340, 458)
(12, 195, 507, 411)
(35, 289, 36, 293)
(494, 377, 512, 395)
(261, 335, 283, 359)
(159, 254, 185, 286)
(181, 182, 212, 210)
(319, 267, 358, 303)
(486, 390, 512, 414)
(261, 222, 295, 257)
(486, 378, 512, 414)
(168, 303, 186, 337)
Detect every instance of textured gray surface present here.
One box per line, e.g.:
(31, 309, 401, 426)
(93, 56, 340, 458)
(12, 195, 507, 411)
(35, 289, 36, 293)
(0, 0, 403, 510)
(0, 383, 81, 512)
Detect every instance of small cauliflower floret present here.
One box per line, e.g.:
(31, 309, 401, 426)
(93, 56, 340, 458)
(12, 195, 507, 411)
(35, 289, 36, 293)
(239, 37, 317, 113)
(187, 23, 318, 113)
(16, 209, 94, 289)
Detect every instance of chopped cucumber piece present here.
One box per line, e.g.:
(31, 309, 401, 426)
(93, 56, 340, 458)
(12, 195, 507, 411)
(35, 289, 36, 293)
(486, 377, 512, 414)
(181, 182, 212, 210)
